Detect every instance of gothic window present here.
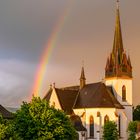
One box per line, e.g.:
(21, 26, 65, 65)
(104, 115, 109, 124)
(89, 116, 94, 138)
(122, 85, 126, 101)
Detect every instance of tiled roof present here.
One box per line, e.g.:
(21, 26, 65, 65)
(44, 82, 124, 115)
(55, 88, 78, 114)
(43, 88, 52, 101)
(0, 105, 13, 119)
(73, 82, 124, 109)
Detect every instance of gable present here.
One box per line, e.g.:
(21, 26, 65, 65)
(46, 88, 62, 110)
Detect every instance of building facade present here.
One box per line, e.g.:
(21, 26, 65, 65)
(44, 1, 133, 140)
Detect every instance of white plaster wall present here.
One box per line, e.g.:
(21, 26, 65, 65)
(49, 88, 62, 110)
(74, 108, 117, 139)
(105, 78, 133, 121)
(117, 109, 128, 140)
(105, 78, 133, 139)
(105, 78, 132, 105)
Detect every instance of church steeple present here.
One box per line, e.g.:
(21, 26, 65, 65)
(105, 0, 132, 78)
(80, 67, 86, 89)
(113, 0, 124, 57)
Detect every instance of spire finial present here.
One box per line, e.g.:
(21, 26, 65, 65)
(117, 0, 119, 9)
(82, 60, 84, 68)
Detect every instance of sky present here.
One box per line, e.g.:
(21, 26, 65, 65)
(0, 0, 140, 107)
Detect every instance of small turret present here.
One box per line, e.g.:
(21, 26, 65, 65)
(80, 67, 86, 89)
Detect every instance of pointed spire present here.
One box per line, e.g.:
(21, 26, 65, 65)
(117, 0, 119, 10)
(105, 0, 132, 78)
(105, 57, 110, 70)
(80, 66, 86, 89)
(113, 0, 124, 56)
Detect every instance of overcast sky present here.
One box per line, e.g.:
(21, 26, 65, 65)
(0, 0, 140, 107)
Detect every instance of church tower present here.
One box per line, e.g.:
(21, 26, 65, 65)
(105, 0, 133, 122)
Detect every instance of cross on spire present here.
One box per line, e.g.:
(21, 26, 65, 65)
(117, 0, 119, 9)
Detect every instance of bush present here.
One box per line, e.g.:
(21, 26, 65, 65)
(128, 121, 137, 140)
(103, 121, 118, 140)
(133, 105, 140, 121)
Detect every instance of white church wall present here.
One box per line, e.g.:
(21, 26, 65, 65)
(74, 108, 117, 139)
(117, 109, 128, 140)
(105, 78, 133, 121)
(49, 88, 62, 110)
(105, 78, 132, 105)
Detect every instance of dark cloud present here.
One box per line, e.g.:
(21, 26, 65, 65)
(0, 0, 140, 106)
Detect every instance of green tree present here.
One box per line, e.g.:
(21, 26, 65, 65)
(103, 121, 118, 140)
(128, 121, 137, 140)
(133, 105, 140, 121)
(0, 115, 16, 140)
(13, 97, 77, 140)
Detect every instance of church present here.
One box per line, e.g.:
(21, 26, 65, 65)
(44, 1, 133, 140)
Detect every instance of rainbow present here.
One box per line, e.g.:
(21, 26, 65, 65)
(31, 1, 74, 97)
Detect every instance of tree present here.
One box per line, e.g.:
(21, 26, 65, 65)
(128, 121, 137, 140)
(0, 115, 16, 140)
(13, 97, 77, 140)
(133, 105, 140, 121)
(103, 121, 118, 140)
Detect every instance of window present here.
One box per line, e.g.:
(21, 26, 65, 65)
(122, 85, 126, 101)
(104, 115, 109, 124)
(89, 116, 94, 138)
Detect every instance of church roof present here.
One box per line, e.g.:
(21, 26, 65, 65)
(73, 82, 124, 109)
(55, 88, 78, 114)
(44, 82, 124, 114)
(0, 105, 13, 119)
(43, 88, 53, 101)
(44, 87, 79, 115)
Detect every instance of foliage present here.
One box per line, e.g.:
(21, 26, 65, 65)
(0, 114, 17, 140)
(128, 121, 137, 140)
(103, 121, 118, 140)
(133, 105, 140, 121)
(13, 97, 77, 140)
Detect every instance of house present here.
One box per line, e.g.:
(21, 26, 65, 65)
(0, 105, 13, 119)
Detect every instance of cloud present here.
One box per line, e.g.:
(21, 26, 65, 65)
(0, 59, 36, 106)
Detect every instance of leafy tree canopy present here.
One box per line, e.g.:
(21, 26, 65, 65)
(0, 114, 15, 140)
(133, 105, 140, 121)
(128, 121, 137, 140)
(13, 97, 77, 140)
(103, 121, 118, 140)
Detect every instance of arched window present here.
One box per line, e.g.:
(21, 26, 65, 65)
(104, 115, 109, 124)
(89, 116, 94, 138)
(122, 85, 126, 101)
